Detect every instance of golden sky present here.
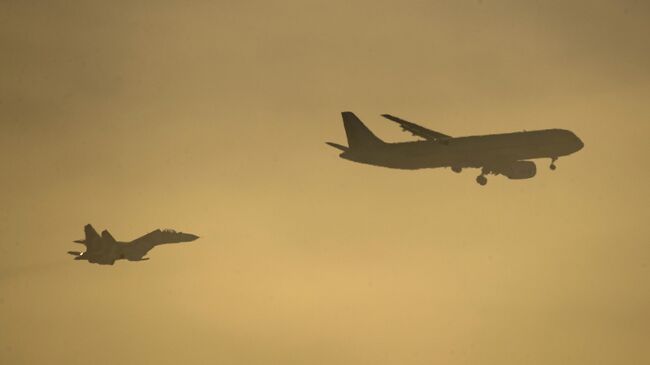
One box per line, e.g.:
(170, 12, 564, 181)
(1, 1, 649, 364)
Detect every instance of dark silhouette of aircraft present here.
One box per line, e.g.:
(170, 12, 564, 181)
(327, 112, 584, 185)
(68, 224, 199, 265)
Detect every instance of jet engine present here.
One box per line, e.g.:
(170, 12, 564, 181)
(497, 161, 537, 179)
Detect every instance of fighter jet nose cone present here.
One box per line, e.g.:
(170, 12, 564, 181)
(187, 234, 199, 241)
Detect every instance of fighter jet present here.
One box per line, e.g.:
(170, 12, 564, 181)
(68, 224, 199, 265)
(327, 112, 584, 185)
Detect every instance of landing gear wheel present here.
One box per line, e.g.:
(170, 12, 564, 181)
(476, 175, 488, 186)
(550, 157, 558, 170)
(451, 166, 462, 173)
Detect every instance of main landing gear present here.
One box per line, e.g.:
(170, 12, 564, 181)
(550, 157, 558, 170)
(476, 167, 489, 186)
(476, 175, 488, 186)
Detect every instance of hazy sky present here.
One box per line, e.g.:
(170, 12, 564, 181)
(1, 1, 649, 364)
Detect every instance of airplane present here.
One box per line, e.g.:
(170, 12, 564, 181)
(68, 224, 199, 265)
(327, 112, 584, 185)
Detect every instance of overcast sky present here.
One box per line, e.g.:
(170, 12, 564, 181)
(1, 1, 649, 364)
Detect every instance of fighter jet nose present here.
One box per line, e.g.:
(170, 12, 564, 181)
(187, 234, 199, 241)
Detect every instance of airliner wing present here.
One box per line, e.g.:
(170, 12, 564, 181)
(381, 114, 451, 141)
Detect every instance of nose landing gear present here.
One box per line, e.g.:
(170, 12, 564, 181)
(550, 157, 558, 170)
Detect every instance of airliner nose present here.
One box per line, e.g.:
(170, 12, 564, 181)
(575, 135, 584, 151)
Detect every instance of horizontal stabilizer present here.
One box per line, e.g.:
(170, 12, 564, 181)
(326, 142, 349, 152)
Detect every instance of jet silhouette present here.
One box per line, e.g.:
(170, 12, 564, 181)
(68, 224, 199, 265)
(327, 112, 584, 185)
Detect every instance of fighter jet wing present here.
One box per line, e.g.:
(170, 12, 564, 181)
(122, 241, 156, 259)
(381, 114, 451, 141)
(123, 230, 166, 258)
(124, 229, 197, 259)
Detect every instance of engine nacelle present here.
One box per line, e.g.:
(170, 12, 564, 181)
(497, 161, 537, 179)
